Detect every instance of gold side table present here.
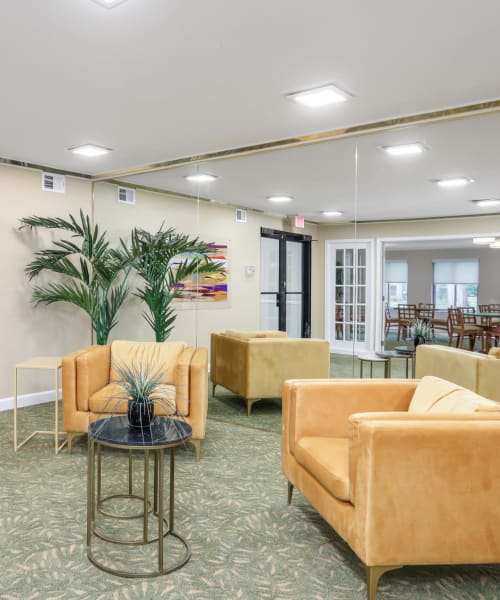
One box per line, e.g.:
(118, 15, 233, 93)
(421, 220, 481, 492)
(13, 356, 67, 454)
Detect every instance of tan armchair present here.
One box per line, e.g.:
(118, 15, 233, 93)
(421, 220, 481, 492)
(210, 330, 330, 415)
(282, 376, 500, 599)
(62, 340, 208, 459)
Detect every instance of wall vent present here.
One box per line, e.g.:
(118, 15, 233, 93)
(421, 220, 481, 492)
(235, 208, 247, 223)
(42, 172, 65, 193)
(117, 186, 136, 205)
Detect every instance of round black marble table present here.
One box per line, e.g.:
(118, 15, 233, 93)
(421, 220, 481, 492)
(87, 416, 192, 578)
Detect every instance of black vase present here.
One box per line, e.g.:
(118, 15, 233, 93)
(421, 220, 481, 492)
(127, 399, 154, 428)
(413, 335, 426, 348)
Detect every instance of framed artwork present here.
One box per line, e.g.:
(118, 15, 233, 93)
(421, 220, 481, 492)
(174, 243, 228, 303)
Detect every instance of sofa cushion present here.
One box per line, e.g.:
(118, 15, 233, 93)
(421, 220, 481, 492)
(89, 382, 177, 415)
(427, 389, 500, 413)
(409, 375, 500, 413)
(224, 329, 288, 339)
(294, 437, 350, 502)
(408, 376, 462, 412)
(110, 340, 186, 384)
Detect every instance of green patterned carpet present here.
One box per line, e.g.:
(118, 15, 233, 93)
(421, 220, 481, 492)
(2, 370, 500, 599)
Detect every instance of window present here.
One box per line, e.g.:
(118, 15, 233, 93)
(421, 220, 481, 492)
(384, 260, 408, 308)
(433, 259, 479, 309)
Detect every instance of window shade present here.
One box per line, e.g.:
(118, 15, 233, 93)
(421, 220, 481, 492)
(433, 259, 479, 284)
(384, 260, 408, 282)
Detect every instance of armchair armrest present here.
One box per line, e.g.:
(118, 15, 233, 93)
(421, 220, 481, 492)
(75, 345, 111, 411)
(283, 379, 417, 451)
(349, 413, 500, 566)
(62, 345, 97, 430)
(188, 347, 208, 439)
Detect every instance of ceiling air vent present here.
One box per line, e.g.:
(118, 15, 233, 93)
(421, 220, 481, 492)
(42, 172, 65, 193)
(235, 208, 247, 223)
(117, 186, 136, 205)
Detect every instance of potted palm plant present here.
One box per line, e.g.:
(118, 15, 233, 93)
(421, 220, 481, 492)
(118, 226, 224, 342)
(19, 210, 129, 344)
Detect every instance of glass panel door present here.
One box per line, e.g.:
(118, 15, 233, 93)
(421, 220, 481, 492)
(260, 236, 280, 330)
(326, 240, 371, 353)
(260, 229, 311, 337)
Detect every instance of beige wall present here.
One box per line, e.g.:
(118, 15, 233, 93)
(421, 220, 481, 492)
(0, 165, 92, 398)
(387, 248, 500, 305)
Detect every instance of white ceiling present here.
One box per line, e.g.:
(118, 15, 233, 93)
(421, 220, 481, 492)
(2, 0, 500, 222)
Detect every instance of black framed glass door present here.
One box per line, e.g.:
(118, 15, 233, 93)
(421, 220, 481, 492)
(260, 227, 312, 337)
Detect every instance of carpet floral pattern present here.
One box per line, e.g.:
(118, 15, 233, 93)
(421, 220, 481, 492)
(1, 380, 500, 599)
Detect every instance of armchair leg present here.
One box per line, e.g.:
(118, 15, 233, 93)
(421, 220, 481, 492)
(190, 439, 201, 461)
(365, 565, 402, 600)
(212, 382, 217, 396)
(246, 398, 258, 416)
(66, 432, 79, 454)
(287, 481, 294, 504)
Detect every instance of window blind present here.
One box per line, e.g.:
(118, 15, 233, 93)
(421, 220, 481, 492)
(384, 260, 408, 282)
(433, 259, 479, 284)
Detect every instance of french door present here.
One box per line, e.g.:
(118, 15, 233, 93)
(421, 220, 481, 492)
(260, 228, 312, 337)
(325, 240, 373, 353)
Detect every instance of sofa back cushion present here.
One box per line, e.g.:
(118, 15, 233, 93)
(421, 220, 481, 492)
(223, 329, 288, 339)
(409, 375, 500, 413)
(110, 341, 186, 385)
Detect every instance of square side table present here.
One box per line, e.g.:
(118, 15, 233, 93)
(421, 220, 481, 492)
(14, 356, 67, 454)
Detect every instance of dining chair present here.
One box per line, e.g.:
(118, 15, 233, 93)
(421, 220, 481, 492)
(384, 303, 399, 335)
(397, 304, 417, 341)
(448, 307, 485, 351)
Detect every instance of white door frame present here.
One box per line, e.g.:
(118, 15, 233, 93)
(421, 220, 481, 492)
(325, 238, 374, 354)
(375, 232, 500, 352)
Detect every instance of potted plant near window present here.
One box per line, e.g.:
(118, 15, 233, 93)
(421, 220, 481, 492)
(411, 318, 432, 348)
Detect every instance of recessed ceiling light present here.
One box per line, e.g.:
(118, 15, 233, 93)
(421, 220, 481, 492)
(490, 241, 500, 248)
(472, 199, 500, 208)
(381, 143, 425, 156)
(184, 173, 218, 183)
(473, 237, 496, 245)
(91, 0, 128, 8)
(69, 144, 112, 157)
(435, 177, 474, 188)
(322, 211, 343, 217)
(285, 84, 350, 108)
(267, 195, 293, 203)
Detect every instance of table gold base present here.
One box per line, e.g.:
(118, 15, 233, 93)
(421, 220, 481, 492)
(87, 437, 191, 578)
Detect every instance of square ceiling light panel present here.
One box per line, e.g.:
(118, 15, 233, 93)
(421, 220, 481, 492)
(285, 84, 351, 108)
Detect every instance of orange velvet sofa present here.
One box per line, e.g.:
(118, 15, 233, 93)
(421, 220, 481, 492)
(210, 330, 330, 415)
(282, 376, 500, 599)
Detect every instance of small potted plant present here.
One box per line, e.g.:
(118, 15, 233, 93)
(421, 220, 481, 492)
(411, 318, 432, 348)
(113, 361, 175, 429)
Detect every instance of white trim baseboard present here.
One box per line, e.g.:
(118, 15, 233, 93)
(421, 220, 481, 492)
(0, 388, 61, 412)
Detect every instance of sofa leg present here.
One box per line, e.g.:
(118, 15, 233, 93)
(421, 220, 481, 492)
(66, 432, 77, 454)
(190, 439, 201, 461)
(246, 398, 258, 416)
(365, 565, 401, 600)
(287, 481, 294, 505)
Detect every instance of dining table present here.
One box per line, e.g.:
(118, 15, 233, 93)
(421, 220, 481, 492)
(474, 312, 500, 352)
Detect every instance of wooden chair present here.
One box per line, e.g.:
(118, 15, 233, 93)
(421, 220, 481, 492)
(384, 303, 399, 335)
(397, 304, 417, 341)
(479, 304, 500, 347)
(418, 302, 435, 336)
(448, 307, 485, 351)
